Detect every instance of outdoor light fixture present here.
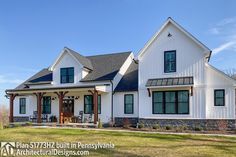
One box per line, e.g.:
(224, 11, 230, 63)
(168, 32, 172, 37)
(75, 96, 79, 100)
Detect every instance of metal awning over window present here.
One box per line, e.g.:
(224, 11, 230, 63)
(146, 76, 194, 87)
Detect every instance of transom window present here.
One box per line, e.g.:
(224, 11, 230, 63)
(164, 50, 176, 73)
(42, 96, 51, 114)
(124, 94, 134, 114)
(214, 89, 225, 106)
(60, 67, 74, 83)
(84, 95, 101, 114)
(153, 91, 189, 114)
(19, 98, 26, 114)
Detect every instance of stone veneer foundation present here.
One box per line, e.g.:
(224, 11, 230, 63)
(115, 117, 236, 131)
(13, 116, 29, 122)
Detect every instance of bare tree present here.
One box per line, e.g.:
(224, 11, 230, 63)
(0, 105, 9, 129)
(223, 68, 236, 78)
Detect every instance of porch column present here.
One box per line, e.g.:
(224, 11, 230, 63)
(9, 94, 18, 123)
(54, 91, 68, 124)
(93, 89, 98, 124)
(34, 92, 46, 123)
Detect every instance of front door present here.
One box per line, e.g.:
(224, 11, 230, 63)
(63, 98, 74, 117)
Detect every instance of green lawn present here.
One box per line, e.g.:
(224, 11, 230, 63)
(0, 127, 236, 157)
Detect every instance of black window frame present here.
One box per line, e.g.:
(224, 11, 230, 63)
(42, 96, 51, 114)
(214, 89, 225, 106)
(84, 95, 101, 114)
(164, 50, 176, 73)
(152, 90, 189, 114)
(124, 94, 134, 114)
(19, 98, 26, 114)
(60, 67, 74, 84)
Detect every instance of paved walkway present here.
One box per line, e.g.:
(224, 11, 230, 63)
(32, 126, 236, 137)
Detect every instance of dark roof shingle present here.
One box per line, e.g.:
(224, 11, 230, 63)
(66, 47, 93, 70)
(15, 69, 52, 89)
(13, 50, 131, 90)
(115, 61, 138, 92)
(80, 51, 131, 82)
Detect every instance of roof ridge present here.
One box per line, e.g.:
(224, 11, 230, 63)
(86, 51, 132, 57)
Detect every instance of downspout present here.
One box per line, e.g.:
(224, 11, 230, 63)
(110, 80, 114, 124)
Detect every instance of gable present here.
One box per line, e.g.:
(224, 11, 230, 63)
(49, 47, 93, 71)
(205, 63, 236, 86)
(138, 17, 211, 60)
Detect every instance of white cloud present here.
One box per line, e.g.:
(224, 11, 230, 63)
(0, 75, 23, 84)
(210, 17, 236, 55)
(209, 28, 220, 35)
(212, 41, 236, 55)
(217, 17, 236, 26)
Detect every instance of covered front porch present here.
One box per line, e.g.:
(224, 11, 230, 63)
(6, 85, 111, 125)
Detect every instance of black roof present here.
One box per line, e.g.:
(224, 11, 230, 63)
(14, 50, 131, 90)
(66, 47, 93, 70)
(15, 69, 52, 89)
(146, 76, 194, 87)
(80, 51, 131, 82)
(115, 61, 138, 92)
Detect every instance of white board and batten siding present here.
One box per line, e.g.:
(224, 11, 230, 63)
(113, 92, 138, 118)
(138, 21, 235, 119)
(205, 65, 236, 119)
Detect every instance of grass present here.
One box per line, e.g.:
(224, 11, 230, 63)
(0, 127, 236, 157)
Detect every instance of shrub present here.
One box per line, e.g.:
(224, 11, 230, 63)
(108, 118, 114, 127)
(123, 118, 130, 129)
(14, 123, 21, 127)
(194, 126, 203, 131)
(165, 125, 172, 130)
(98, 119, 103, 128)
(25, 122, 32, 126)
(175, 125, 188, 132)
(0, 122, 3, 130)
(138, 123, 144, 129)
(153, 124, 160, 130)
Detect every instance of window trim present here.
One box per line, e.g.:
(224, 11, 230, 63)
(42, 96, 51, 114)
(214, 89, 225, 106)
(124, 94, 134, 114)
(152, 90, 189, 114)
(84, 95, 101, 114)
(19, 98, 26, 114)
(60, 67, 74, 84)
(164, 50, 176, 73)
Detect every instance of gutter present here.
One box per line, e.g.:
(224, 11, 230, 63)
(207, 50, 212, 62)
(110, 80, 114, 124)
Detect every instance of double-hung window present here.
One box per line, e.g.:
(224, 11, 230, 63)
(214, 89, 225, 106)
(84, 95, 101, 114)
(19, 98, 26, 114)
(60, 67, 74, 83)
(124, 94, 134, 114)
(164, 50, 176, 73)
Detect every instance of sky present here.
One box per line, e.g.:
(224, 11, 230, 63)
(0, 0, 236, 107)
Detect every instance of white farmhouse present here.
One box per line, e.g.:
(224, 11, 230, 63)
(6, 18, 236, 130)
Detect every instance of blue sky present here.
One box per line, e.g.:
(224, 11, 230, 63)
(0, 0, 236, 106)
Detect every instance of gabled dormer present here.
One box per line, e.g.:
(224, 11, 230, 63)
(49, 47, 93, 86)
